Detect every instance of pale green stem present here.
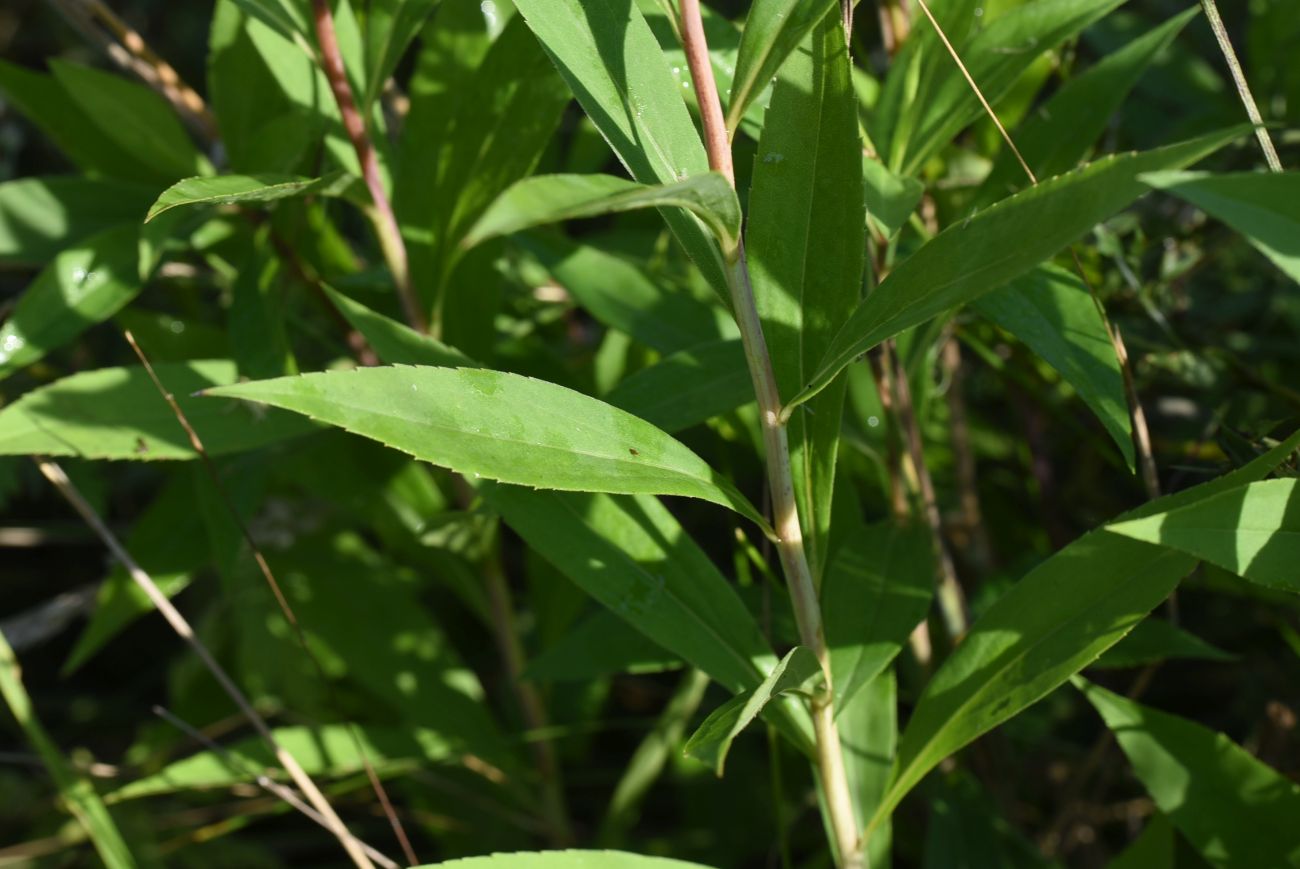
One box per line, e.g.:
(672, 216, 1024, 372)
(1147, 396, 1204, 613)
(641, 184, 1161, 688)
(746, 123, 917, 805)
(1200, 0, 1283, 172)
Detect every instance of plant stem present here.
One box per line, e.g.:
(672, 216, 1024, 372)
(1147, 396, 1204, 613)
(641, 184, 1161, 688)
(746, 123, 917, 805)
(311, 0, 427, 332)
(679, 2, 862, 865)
(1200, 0, 1283, 172)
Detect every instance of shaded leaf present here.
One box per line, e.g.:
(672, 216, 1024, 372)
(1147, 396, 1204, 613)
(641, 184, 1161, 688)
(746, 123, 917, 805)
(1092, 618, 1236, 670)
(207, 366, 767, 527)
(49, 60, 206, 182)
(974, 265, 1132, 469)
(1141, 170, 1300, 285)
(465, 173, 741, 258)
(824, 522, 933, 714)
(483, 486, 776, 696)
(684, 646, 821, 775)
(0, 225, 142, 381)
(146, 172, 357, 222)
(977, 7, 1199, 203)
(864, 158, 925, 240)
(838, 670, 897, 868)
(1079, 679, 1300, 869)
(0, 360, 318, 460)
(0, 634, 135, 867)
(109, 724, 461, 801)
(362, 0, 441, 109)
(0, 177, 154, 266)
(1109, 479, 1300, 593)
(525, 610, 683, 682)
(726, 0, 836, 136)
(791, 128, 1244, 410)
(427, 852, 717, 869)
(324, 285, 475, 367)
(606, 339, 752, 433)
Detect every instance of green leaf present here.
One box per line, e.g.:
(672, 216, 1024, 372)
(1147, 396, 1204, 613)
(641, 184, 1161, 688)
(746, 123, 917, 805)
(1141, 170, 1300, 285)
(465, 173, 742, 259)
(824, 522, 933, 714)
(49, 60, 206, 182)
(109, 724, 461, 801)
(1108, 814, 1176, 869)
(525, 610, 683, 682)
(1078, 679, 1300, 869)
(726, 0, 837, 136)
(790, 128, 1244, 411)
(875, 532, 1194, 828)
(0, 633, 136, 867)
(0, 225, 142, 381)
(1092, 618, 1236, 670)
(977, 7, 1199, 203)
(483, 487, 774, 696)
(863, 157, 925, 240)
(0, 360, 318, 460)
(64, 471, 206, 673)
(838, 670, 897, 867)
(425, 852, 717, 869)
(606, 339, 751, 433)
(361, 0, 441, 110)
(226, 0, 309, 41)
(0, 177, 154, 266)
(323, 286, 475, 367)
(684, 646, 821, 775)
(0, 60, 155, 182)
(146, 172, 357, 222)
(1108, 479, 1300, 593)
(510, 0, 728, 297)
(974, 265, 1133, 469)
(205, 366, 767, 527)
(520, 236, 733, 354)
(900, 0, 1125, 175)
(747, 16, 864, 578)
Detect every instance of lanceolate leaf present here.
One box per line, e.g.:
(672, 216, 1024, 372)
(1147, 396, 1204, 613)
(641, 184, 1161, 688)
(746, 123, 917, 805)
(510, 0, 728, 296)
(428, 853, 718, 869)
(0, 225, 142, 381)
(869, 427, 1300, 829)
(901, 0, 1125, 175)
(361, 0, 441, 110)
(726, 0, 837, 136)
(0, 361, 318, 460)
(465, 173, 742, 260)
(747, 17, 864, 578)
(109, 724, 461, 801)
(324, 286, 475, 367)
(790, 128, 1244, 411)
(483, 486, 775, 696)
(1108, 479, 1300, 593)
(974, 265, 1133, 469)
(1092, 618, 1236, 670)
(684, 646, 821, 775)
(977, 7, 1199, 203)
(1141, 170, 1300, 285)
(206, 367, 768, 527)
(0, 177, 155, 266)
(606, 339, 752, 433)
(873, 532, 1193, 829)
(146, 172, 357, 222)
(823, 522, 933, 714)
(1079, 679, 1300, 869)
(0, 634, 135, 868)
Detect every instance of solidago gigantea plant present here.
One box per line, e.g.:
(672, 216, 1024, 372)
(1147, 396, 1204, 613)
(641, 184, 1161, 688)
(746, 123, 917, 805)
(1, 0, 1298, 867)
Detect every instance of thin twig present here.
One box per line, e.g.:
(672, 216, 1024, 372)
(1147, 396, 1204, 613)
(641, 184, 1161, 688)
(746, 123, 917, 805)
(33, 459, 377, 869)
(152, 706, 399, 869)
(1199, 0, 1283, 172)
(311, 0, 426, 332)
(124, 332, 419, 867)
(679, 3, 862, 865)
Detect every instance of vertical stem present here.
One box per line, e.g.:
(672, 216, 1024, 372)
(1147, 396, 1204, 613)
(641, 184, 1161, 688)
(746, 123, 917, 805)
(1200, 0, 1283, 172)
(311, 0, 427, 332)
(482, 556, 573, 846)
(680, 3, 862, 865)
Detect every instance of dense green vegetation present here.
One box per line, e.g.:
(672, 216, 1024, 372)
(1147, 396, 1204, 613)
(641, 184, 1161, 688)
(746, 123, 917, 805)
(1, 1, 1297, 866)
